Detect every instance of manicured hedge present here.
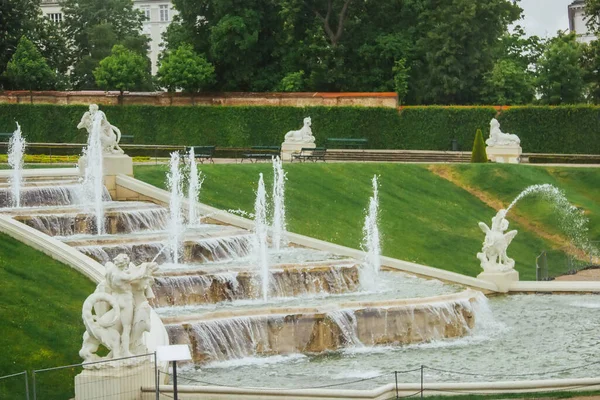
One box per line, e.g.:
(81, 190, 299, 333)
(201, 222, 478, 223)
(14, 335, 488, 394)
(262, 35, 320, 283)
(0, 104, 597, 154)
(497, 106, 600, 154)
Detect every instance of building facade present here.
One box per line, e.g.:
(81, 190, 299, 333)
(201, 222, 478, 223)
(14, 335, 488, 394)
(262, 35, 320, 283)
(40, 0, 176, 75)
(568, 0, 597, 43)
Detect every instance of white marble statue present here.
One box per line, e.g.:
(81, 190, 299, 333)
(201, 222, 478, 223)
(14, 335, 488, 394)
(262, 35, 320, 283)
(477, 209, 518, 272)
(78, 104, 125, 154)
(284, 117, 315, 143)
(487, 118, 520, 147)
(79, 254, 158, 365)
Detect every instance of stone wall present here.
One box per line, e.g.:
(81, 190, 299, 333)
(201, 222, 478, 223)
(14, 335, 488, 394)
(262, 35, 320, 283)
(0, 91, 398, 108)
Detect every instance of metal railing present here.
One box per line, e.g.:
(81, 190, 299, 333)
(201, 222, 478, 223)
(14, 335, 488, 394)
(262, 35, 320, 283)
(0, 371, 29, 400)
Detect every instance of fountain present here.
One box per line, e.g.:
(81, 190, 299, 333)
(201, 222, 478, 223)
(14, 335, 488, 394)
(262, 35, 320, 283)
(187, 148, 204, 226)
(271, 156, 287, 251)
(167, 152, 184, 264)
(360, 175, 381, 290)
(7, 122, 26, 208)
(506, 183, 591, 252)
(81, 112, 105, 235)
(253, 173, 270, 302)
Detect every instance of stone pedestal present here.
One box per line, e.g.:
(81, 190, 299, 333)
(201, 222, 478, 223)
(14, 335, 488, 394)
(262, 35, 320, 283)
(74, 361, 155, 400)
(477, 269, 519, 293)
(486, 145, 522, 164)
(281, 142, 315, 162)
(78, 154, 133, 199)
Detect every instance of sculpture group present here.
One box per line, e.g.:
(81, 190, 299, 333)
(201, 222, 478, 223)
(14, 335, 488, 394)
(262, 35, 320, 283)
(78, 104, 124, 154)
(79, 254, 158, 366)
(477, 209, 518, 272)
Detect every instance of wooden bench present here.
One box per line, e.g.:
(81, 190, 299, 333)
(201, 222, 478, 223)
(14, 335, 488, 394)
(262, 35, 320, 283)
(120, 134, 134, 143)
(291, 147, 327, 162)
(186, 146, 216, 164)
(241, 146, 281, 163)
(326, 138, 368, 149)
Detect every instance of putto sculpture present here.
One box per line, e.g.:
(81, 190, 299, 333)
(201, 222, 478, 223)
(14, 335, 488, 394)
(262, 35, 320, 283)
(477, 209, 518, 272)
(284, 117, 315, 143)
(79, 254, 158, 366)
(77, 104, 124, 154)
(487, 118, 520, 147)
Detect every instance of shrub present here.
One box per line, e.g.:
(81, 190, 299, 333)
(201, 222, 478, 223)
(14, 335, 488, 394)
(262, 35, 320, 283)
(471, 129, 488, 163)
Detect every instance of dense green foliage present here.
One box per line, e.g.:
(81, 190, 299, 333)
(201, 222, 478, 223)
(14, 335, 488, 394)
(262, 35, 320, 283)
(3, 36, 56, 91)
(134, 163, 599, 280)
(157, 44, 216, 92)
(471, 129, 488, 163)
(94, 45, 151, 95)
(0, 233, 95, 399)
(0, 0, 69, 88)
(1, 104, 599, 154)
(165, 0, 520, 103)
(536, 34, 586, 105)
(60, 0, 149, 89)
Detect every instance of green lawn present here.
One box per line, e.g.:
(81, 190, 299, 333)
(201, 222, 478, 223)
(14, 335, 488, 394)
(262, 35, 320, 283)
(0, 233, 95, 399)
(134, 163, 600, 280)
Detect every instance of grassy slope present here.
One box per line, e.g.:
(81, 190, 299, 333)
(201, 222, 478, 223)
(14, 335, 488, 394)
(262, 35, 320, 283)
(0, 233, 95, 399)
(134, 163, 599, 280)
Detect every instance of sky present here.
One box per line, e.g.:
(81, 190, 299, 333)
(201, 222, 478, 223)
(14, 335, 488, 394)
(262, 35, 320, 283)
(517, 0, 573, 38)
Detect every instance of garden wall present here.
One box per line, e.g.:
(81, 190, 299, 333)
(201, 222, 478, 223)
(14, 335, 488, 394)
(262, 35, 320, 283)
(0, 91, 398, 108)
(0, 104, 598, 154)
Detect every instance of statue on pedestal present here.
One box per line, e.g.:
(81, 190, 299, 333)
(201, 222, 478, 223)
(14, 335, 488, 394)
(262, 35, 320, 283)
(477, 209, 518, 272)
(284, 117, 315, 144)
(486, 118, 520, 147)
(79, 254, 158, 366)
(77, 104, 124, 154)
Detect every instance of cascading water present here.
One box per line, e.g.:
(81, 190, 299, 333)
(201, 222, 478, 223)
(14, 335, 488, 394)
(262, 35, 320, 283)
(271, 156, 287, 251)
(187, 147, 204, 226)
(360, 175, 381, 291)
(81, 112, 105, 235)
(506, 183, 593, 253)
(167, 152, 185, 264)
(254, 173, 270, 302)
(7, 122, 26, 208)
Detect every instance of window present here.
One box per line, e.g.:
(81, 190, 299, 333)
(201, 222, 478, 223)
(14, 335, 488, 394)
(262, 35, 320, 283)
(159, 5, 169, 22)
(139, 5, 150, 21)
(48, 13, 62, 23)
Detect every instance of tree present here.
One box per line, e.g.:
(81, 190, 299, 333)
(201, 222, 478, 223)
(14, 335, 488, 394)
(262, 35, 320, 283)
(581, 39, 600, 103)
(471, 129, 488, 163)
(157, 44, 215, 92)
(277, 71, 305, 92)
(584, 0, 600, 33)
(0, 0, 70, 87)
(94, 45, 150, 99)
(483, 59, 534, 105)
(536, 33, 585, 105)
(61, 0, 149, 89)
(3, 36, 56, 93)
(409, 0, 522, 104)
(392, 59, 410, 104)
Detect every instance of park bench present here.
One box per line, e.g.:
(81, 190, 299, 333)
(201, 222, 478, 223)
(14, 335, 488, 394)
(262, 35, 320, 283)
(326, 138, 368, 149)
(120, 134, 134, 143)
(291, 147, 327, 162)
(0, 133, 12, 141)
(241, 146, 281, 163)
(186, 146, 216, 164)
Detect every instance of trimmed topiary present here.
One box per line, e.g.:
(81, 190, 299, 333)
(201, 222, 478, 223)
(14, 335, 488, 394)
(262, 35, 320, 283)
(471, 128, 488, 163)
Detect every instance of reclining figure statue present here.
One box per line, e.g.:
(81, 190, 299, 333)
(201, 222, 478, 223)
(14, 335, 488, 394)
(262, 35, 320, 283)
(79, 254, 158, 366)
(284, 117, 315, 143)
(486, 118, 520, 147)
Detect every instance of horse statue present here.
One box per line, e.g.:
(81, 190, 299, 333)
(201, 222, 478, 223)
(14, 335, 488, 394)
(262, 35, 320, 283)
(284, 117, 315, 143)
(476, 209, 518, 272)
